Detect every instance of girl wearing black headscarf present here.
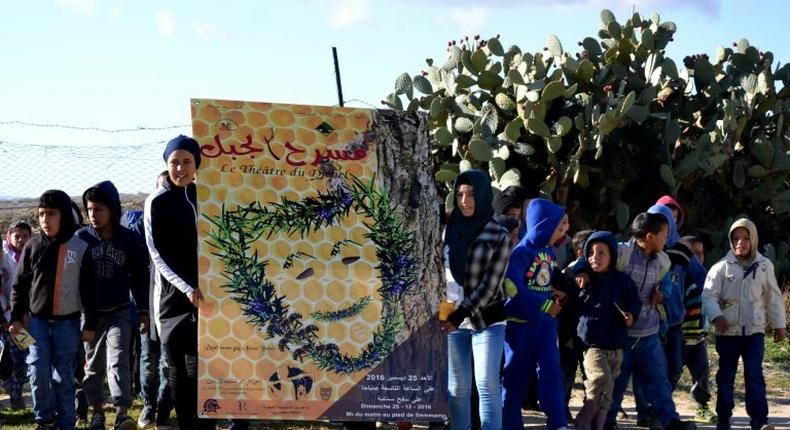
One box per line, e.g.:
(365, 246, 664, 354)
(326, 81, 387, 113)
(441, 170, 512, 430)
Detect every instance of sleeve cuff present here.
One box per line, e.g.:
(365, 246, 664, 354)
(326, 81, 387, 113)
(448, 306, 471, 328)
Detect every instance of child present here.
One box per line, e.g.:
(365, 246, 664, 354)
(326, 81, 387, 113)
(574, 231, 641, 430)
(1, 220, 32, 409)
(501, 198, 570, 430)
(77, 181, 149, 430)
(145, 135, 214, 430)
(586, 212, 695, 430)
(9, 190, 97, 430)
(679, 236, 716, 424)
(702, 218, 785, 430)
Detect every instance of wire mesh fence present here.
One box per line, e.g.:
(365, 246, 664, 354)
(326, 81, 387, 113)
(0, 121, 193, 229)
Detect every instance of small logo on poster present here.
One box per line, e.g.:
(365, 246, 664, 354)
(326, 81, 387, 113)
(202, 399, 221, 415)
(315, 122, 335, 136)
(320, 385, 332, 401)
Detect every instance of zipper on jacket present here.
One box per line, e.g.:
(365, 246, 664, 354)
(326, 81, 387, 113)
(184, 186, 198, 222)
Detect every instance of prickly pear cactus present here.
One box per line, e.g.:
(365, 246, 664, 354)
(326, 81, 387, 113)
(385, 9, 790, 286)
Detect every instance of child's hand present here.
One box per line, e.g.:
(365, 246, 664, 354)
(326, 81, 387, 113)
(651, 289, 663, 305)
(188, 288, 204, 308)
(440, 320, 457, 333)
(623, 312, 634, 327)
(774, 328, 786, 342)
(575, 273, 589, 289)
(139, 315, 150, 334)
(714, 316, 728, 334)
(81, 330, 96, 343)
(551, 288, 568, 306)
(546, 302, 562, 317)
(8, 321, 22, 336)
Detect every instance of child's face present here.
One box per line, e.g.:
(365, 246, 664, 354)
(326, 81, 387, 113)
(730, 227, 751, 260)
(167, 149, 197, 187)
(38, 207, 61, 238)
(456, 184, 475, 218)
(503, 206, 522, 225)
(86, 200, 112, 232)
(550, 214, 569, 245)
(644, 224, 668, 254)
(8, 227, 31, 250)
(587, 242, 611, 273)
(691, 242, 704, 263)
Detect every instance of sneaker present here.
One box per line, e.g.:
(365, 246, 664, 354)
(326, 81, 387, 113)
(89, 414, 106, 430)
(154, 412, 172, 430)
(114, 414, 136, 430)
(665, 419, 697, 430)
(693, 406, 717, 424)
(36, 422, 58, 430)
(137, 405, 155, 429)
(759, 426, 775, 430)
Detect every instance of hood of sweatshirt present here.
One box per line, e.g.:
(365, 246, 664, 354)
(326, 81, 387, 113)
(648, 203, 678, 248)
(523, 198, 565, 248)
(728, 217, 759, 262)
(584, 230, 619, 271)
(83, 180, 122, 225)
(656, 195, 685, 227)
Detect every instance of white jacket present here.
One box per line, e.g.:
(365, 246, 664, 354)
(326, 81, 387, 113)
(702, 219, 786, 336)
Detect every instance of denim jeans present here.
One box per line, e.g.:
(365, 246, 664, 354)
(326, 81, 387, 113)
(139, 331, 171, 412)
(607, 334, 679, 427)
(27, 316, 80, 430)
(447, 324, 505, 430)
(634, 322, 685, 419)
(83, 310, 132, 406)
(715, 334, 768, 430)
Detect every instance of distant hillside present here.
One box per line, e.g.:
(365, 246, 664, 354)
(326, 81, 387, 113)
(0, 193, 148, 232)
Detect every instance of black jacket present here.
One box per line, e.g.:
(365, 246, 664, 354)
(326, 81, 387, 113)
(11, 190, 98, 329)
(78, 181, 149, 316)
(144, 178, 198, 344)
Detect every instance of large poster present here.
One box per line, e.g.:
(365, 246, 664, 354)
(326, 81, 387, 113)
(192, 99, 447, 422)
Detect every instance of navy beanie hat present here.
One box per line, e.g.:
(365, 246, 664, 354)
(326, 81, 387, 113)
(163, 135, 201, 168)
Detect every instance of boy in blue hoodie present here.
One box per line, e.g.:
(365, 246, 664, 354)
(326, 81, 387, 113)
(574, 231, 641, 430)
(501, 198, 570, 430)
(77, 181, 149, 430)
(10, 189, 97, 430)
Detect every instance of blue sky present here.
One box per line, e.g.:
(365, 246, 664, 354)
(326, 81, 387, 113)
(0, 0, 786, 198)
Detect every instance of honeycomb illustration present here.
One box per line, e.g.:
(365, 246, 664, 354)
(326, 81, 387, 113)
(192, 99, 381, 416)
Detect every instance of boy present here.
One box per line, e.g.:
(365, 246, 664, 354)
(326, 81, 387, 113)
(580, 212, 695, 430)
(502, 198, 570, 430)
(679, 236, 716, 424)
(702, 218, 785, 430)
(78, 181, 149, 430)
(10, 189, 97, 430)
(574, 231, 641, 430)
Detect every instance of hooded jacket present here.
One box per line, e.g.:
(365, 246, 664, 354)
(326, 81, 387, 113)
(144, 177, 198, 343)
(504, 198, 565, 323)
(702, 218, 785, 336)
(10, 190, 97, 329)
(77, 181, 149, 316)
(576, 231, 642, 349)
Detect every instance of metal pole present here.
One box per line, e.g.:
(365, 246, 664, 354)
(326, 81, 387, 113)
(332, 47, 344, 107)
